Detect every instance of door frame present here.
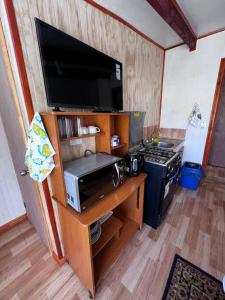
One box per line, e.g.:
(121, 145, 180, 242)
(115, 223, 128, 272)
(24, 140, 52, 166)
(202, 58, 225, 170)
(3, 0, 64, 262)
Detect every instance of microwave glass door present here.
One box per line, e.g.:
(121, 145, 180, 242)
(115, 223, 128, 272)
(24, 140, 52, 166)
(78, 164, 116, 204)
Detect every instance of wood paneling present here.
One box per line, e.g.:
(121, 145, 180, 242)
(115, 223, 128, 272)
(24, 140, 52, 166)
(143, 125, 159, 140)
(12, 0, 164, 129)
(61, 137, 96, 162)
(85, 0, 165, 50)
(159, 127, 186, 140)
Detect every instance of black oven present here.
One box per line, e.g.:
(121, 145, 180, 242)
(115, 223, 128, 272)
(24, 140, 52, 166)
(142, 152, 182, 229)
(160, 166, 180, 221)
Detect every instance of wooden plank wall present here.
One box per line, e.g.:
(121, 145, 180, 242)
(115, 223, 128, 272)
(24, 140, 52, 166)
(159, 128, 186, 140)
(12, 0, 164, 130)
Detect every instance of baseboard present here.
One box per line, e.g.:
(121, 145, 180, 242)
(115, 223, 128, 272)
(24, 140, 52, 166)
(52, 251, 66, 266)
(0, 214, 27, 234)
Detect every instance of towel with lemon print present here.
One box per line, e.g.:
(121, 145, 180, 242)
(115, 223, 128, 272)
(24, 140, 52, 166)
(25, 112, 55, 182)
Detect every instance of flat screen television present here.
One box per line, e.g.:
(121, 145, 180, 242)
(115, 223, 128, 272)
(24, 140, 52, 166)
(35, 18, 123, 111)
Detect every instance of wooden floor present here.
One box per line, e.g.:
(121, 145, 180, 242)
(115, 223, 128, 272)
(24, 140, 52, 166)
(1, 166, 225, 299)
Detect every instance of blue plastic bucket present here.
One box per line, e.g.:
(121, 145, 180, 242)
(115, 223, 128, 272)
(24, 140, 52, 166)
(179, 162, 203, 191)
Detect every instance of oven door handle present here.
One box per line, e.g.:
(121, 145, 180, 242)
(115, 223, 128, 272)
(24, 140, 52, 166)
(170, 169, 180, 182)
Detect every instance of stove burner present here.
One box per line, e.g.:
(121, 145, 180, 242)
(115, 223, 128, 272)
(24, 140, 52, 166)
(138, 146, 176, 165)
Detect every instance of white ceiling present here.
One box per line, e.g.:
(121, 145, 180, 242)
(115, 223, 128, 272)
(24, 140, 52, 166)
(177, 0, 225, 36)
(93, 0, 182, 48)
(93, 0, 225, 49)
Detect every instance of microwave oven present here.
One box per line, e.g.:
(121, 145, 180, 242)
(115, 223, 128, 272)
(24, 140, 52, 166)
(63, 153, 125, 213)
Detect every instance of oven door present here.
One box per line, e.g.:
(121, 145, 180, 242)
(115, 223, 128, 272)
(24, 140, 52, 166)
(160, 168, 180, 219)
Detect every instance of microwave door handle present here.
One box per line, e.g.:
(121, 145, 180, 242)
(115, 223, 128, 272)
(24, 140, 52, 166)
(112, 163, 120, 188)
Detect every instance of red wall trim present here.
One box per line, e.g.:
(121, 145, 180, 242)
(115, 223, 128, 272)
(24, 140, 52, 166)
(3, 0, 34, 123)
(158, 50, 166, 129)
(0, 214, 27, 234)
(166, 42, 185, 51)
(202, 58, 225, 170)
(84, 0, 165, 50)
(3, 0, 63, 260)
(198, 27, 225, 40)
(166, 27, 225, 51)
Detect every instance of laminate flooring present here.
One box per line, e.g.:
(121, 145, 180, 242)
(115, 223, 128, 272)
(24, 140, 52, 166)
(0, 166, 225, 299)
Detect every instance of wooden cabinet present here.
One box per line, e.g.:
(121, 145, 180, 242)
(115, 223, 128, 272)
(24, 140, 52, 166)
(41, 112, 129, 207)
(57, 174, 146, 298)
(40, 111, 146, 298)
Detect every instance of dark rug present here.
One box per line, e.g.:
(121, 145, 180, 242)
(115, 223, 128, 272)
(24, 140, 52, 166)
(162, 254, 225, 300)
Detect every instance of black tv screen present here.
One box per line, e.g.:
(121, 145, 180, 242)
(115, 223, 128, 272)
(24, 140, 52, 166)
(35, 18, 123, 111)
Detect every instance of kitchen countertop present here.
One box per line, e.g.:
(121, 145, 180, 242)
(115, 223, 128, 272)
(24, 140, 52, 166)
(128, 137, 184, 153)
(158, 137, 184, 152)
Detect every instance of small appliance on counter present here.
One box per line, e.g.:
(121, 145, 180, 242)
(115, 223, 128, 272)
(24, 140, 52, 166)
(64, 153, 125, 213)
(111, 135, 120, 147)
(125, 152, 143, 177)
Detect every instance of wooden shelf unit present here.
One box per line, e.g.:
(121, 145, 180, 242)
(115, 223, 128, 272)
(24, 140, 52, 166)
(92, 215, 123, 258)
(111, 143, 126, 150)
(41, 111, 129, 207)
(57, 173, 146, 298)
(61, 132, 104, 143)
(40, 111, 145, 298)
(93, 215, 138, 283)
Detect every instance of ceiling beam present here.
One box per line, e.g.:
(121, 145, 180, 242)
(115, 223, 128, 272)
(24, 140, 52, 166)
(146, 0, 197, 50)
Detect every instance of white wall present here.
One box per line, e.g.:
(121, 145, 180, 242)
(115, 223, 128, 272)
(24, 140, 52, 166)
(160, 31, 225, 163)
(0, 114, 26, 226)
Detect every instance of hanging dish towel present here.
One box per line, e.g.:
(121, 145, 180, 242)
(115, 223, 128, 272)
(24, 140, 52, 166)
(24, 112, 55, 182)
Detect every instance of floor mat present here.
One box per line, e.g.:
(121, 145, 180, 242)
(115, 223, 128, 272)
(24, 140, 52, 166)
(162, 254, 225, 300)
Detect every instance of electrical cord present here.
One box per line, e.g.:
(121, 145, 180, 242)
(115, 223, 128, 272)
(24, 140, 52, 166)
(84, 149, 95, 157)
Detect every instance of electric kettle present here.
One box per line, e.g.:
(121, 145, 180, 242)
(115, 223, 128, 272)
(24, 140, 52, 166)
(125, 153, 143, 177)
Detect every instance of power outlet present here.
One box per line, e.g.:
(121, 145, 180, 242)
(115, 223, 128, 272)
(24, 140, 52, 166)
(70, 139, 82, 146)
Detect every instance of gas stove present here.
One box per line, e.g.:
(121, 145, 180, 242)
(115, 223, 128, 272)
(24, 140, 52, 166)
(138, 146, 178, 166)
(138, 145, 183, 229)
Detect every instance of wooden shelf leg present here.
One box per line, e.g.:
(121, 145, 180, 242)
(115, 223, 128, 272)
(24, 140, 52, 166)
(115, 228, 121, 239)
